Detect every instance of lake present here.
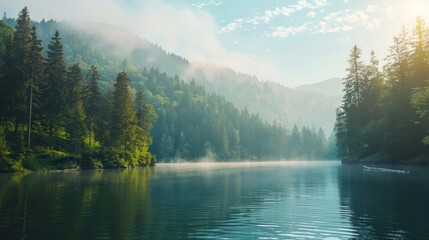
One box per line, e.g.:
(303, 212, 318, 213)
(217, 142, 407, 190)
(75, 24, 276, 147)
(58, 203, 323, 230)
(0, 161, 428, 239)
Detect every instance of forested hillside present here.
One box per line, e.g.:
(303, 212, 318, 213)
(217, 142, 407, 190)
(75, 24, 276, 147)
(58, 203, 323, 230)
(2, 16, 339, 133)
(294, 78, 343, 97)
(0, 7, 333, 172)
(335, 17, 429, 164)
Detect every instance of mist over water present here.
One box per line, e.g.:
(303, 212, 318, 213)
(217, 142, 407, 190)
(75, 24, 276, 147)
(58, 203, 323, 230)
(0, 161, 428, 239)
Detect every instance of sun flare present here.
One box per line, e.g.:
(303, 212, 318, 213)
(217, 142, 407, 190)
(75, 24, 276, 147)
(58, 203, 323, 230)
(405, 1, 429, 20)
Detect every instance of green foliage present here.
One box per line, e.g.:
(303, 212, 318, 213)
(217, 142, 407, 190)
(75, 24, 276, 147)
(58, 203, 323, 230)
(0, 126, 15, 173)
(0, 7, 158, 172)
(336, 18, 429, 163)
(0, 7, 332, 172)
(84, 65, 101, 146)
(64, 62, 87, 153)
(412, 84, 429, 145)
(22, 149, 75, 171)
(44, 30, 67, 142)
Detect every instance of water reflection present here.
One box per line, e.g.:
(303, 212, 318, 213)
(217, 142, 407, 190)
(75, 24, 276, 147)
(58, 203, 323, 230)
(0, 162, 428, 239)
(338, 164, 429, 239)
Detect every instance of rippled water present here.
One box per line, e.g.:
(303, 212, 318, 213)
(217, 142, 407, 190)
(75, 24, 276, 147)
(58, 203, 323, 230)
(0, 161, 428, 239)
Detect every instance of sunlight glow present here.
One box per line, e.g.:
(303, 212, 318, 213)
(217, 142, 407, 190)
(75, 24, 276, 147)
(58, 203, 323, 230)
(404, 1, 429, 21)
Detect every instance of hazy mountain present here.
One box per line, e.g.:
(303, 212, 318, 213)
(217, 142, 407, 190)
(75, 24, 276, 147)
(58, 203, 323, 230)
(294, 78, 343, 97)
(190, 67, 341, 133)
(5, 18, 341, 133)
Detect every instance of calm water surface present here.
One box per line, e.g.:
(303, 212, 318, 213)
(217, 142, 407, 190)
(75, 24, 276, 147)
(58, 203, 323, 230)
(0, 161, 428, 239)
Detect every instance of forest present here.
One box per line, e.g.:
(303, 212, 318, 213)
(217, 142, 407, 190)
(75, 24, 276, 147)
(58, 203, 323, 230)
(0, 7, 332, 173)
(335, 17, 429, 164)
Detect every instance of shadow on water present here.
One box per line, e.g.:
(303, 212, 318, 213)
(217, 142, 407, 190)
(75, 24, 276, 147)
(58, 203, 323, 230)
(338, 164, 429, 239)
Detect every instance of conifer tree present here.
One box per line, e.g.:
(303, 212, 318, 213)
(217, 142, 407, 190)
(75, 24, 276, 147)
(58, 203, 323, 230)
(411, 17, 429, 88)
(289, 125, 301, 158)
(27, 25, 44, 148)
(338, 45, 365, 159)
(135, 89, 156, 143)
(44, 30, 67, 143)
(0, 21, 13, 120)
(85, 65, 100, 146)
(64, 62, 87, 155)
(9, 6, 32, 134)
(110, 72, 137, 161)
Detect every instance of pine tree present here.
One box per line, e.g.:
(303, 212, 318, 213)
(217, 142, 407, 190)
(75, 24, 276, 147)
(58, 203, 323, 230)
(365, 51, 383, 119)
(8, 7, 32, 135)
(340, 45, 365, 159)
(84, 65, 100, 146)
(110, 72, 137, 162)
(289, 125, 301, 158)
(27, 25, 44, 148)
(344, 45, 364, 110)
(335, 108, 348, 159)
(411, 17, 429, 88)
(135, 89, 156, 142)
(134, 89, 156, 165)
(64, 62, 87, 156)
(44, 30, 67, 143)
(411, 84, 429, 145)
(0, 21, 14, 120)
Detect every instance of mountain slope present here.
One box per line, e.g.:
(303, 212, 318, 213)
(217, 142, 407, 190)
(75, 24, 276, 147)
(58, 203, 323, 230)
(4, 18, 340, 133)
(294, 78, 343, 97)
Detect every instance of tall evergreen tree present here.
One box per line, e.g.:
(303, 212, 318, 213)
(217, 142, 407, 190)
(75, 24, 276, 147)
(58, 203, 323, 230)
(84, 65, 100, 146)
(289, 125, 301, 158)
(0, 21, 14, 120)
(44, 30, 67, 143)
(411, 83, 429, 146)
(8, 6, 32, 134)
(135, 89, 156, 143)
(411, 17, 429, 88)
(27, 25, 44, 148)
(338, 45, 365, 159)
(64, 62, 87, 156)
(383, 29, 418, 160)
(134, 89, 156, 165)
(110, 72, 137, 160)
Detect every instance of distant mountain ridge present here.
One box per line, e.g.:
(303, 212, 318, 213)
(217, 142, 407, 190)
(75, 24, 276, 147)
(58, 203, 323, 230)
(294, 78, 344, 97)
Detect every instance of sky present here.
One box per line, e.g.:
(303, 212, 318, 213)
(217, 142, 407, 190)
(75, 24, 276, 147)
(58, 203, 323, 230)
(2, 0, 429, 87)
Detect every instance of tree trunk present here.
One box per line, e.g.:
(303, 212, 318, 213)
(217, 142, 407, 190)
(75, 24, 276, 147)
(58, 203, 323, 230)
(27, 74, 33, 149)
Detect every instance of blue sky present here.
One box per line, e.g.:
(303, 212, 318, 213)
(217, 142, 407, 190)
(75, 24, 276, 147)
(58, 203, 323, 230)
(3, 0, 429, 86)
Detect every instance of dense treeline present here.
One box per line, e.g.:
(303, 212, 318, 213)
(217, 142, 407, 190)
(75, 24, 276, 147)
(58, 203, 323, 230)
(335, 17, 429, 163)
(0, 7, 332, 172)
(0, 7, 155, 172)
(138, 68, 332, 161)
(2, 15, 339, 134)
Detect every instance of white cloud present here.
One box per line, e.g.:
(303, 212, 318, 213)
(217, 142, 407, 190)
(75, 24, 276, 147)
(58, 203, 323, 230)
(220, 0, 327, 33)
(271, 24, 309, 38)
(366, 5, 379, 13)
(307, 11, 317, 17)
(2, 0, 284, 83)
(219, 20, 243, 33)
(192, 0, 223, 9)
(316, 4, 394, 33)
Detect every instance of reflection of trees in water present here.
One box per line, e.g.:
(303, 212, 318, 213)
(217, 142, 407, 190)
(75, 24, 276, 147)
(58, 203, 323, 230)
(337, 165, 429, 239)
(0, 169, 155, 239)
(147, 165, 331, 238)
(0, 164, 333, 239)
